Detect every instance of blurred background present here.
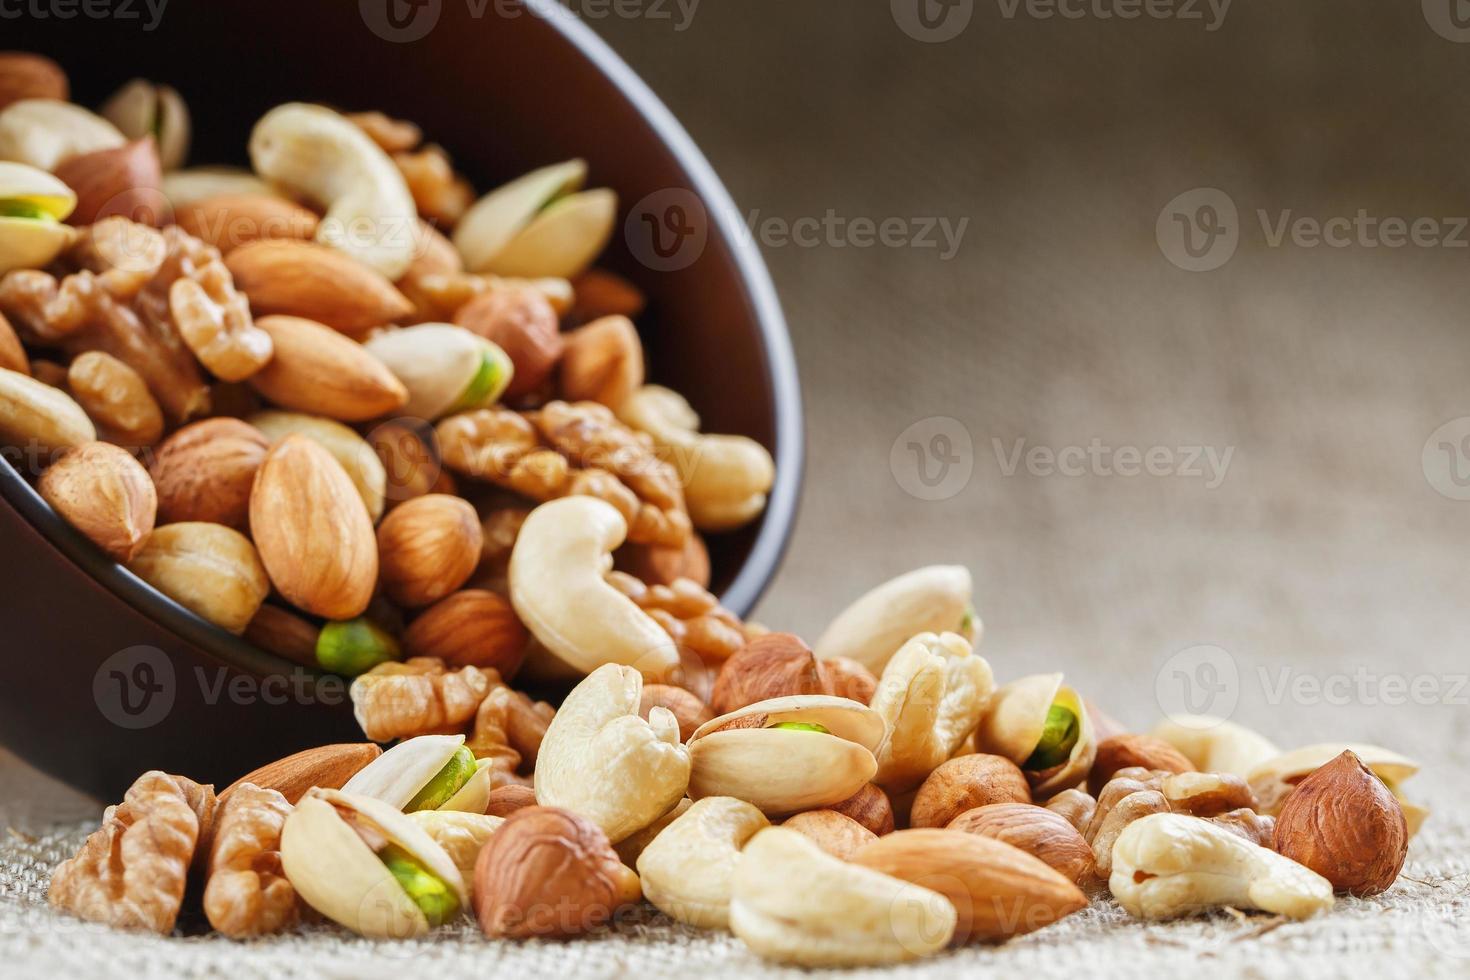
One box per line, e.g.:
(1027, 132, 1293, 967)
(596, 0, 1470, 769)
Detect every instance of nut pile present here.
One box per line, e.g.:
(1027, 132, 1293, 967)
(1, 55, 1428, 966)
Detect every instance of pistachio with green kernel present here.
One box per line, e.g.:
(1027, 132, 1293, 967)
(0, 160, 77, 274)
(342, 734, 495, 815)
(365, 324, 513, 421)
(977, 673, 1096, 798)
(316, 617, 401, 677)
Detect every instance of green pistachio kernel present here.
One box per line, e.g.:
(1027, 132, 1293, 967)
(958, 605, 976, 636)
(1025, 705, 1079, 771)
(0, 200, 56, 221)
(315, 618, 401, 677)
(769, 722, 831, 734)
(449, 348, 512, 414)
(405, 746, 478, 813)
(379, 844, 460, 925)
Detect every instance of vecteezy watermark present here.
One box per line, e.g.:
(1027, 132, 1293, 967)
(625, 188, 710, 273)
(1422, 0, 1470, 43)
(1158, 186, 1470, 272)
(0, 0, 169, 30)
(992, 437, 1235, 488)
(359, 0, 700, 43)
(1155, 644, 1240, 721)
(1421, 416, 1470, 501)
(890, 416, 975, 501)
(891, 0, 975, 42)
(994, 0, 1231, 31)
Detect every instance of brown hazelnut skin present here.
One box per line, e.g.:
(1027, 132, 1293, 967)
(827, 783, 896, 836)
(1087, 735, 1195, 796)
(709, 633, 826, 716)
(947, 803, 1096, 886)
(474, 806, 641, 939)
(376, 494, 482, 608)
(404, 589, 529, 676)
(1273, 750, 1408, 896)
(782, 810, 877, 860)
(559, 315, 644, 407)
(484, 784, 538, 818)
(150, 418, 269, 529)
(638, 684, 713, 743)
(816, 657, 878, 705)
(455, 287, 563, 402)
(910, 754, 1032, 829)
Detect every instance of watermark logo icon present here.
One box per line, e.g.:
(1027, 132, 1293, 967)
(891, 0, 974, 42)
(361, 0, 442, 42)
(1423, 0, 1470, 42)
(93, 645, 175, 730)
(890, 417, 973, 501)
(1422, 416, 1470, 500)
(625, 188, 709, 272)
(1156, 187, 1239, 272)
(1155, 644, 1238, 721)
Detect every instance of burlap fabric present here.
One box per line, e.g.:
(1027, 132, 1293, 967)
(4, 0, 1470, 974)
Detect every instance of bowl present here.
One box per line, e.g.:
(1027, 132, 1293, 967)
(0, 0, 803, 801)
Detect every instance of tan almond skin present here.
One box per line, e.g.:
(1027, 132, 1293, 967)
(0, 53, 68, 110)
(151, 418, 270, 529)
(911, 754, 1032, 829)
(250, 434, 377, 620)
(947, 803, 1096, 886)
(376, 494, 482, 608)
(485, 784, 539, 818)
(1274, 750, 1408, 896)
(851, 828, 1088, 944)
(783, 810, 877, 860)
(225, 239, 414, 336)
(53, 138, 164, 226)
(38, 442, 156, 563)
(1088, 734, 1195, 796)
(403, 589, 529, 676)
(243, 604, 320, 668)
(0, 312, 28, 375)
(219, 743, 382, 805)
(247, 316, 408, 422)
(174, 194, 321, 254)
(559, 315, 643, 408)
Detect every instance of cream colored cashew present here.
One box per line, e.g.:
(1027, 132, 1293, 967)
(1149, 714, 1280, 778)
(636, 797, 769, 929)
(1248, 742, 1426, 834)
(617, 385, 774, 531)
(1110, 812, 1333, 921)
(870, 632, 993, 794)
(814, 565, 976, 674)
(0, 99, 124, 171)
(249, 103, 417, 279)
(508, 496, 679, 680)
(533, 663, 692, 843)
(730, 827, 957, 966)
(161, 167, 280, 210)
(0, 161, 76, 274)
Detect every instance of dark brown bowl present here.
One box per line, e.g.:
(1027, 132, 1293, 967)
(0, 1, 802, 801)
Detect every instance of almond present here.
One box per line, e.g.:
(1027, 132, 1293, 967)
(226, 239, 414, 335)
(247, 315, 408, 421)
(150, 418, 270, 529)
(243, 603, 320, 669)
(403, 588, 528, 675)
(250, 434, 378, 620)
(0, 311, 28, 375)
(53, 138, 165, 226)
(559, 315, 643, 408)
(1088, 734, 1195, 796)
(38, 441, 156, 563)
(376, 493, 482, 607)
(174, 193, 320, 254)
(0, 53, 68, 110)
(851, 828, 1088, 943)
(1274, 749, 1408, 896)
(570, 268, 645, 324)
(219, 742, 382, 805)
(947, 803, 1096, 886)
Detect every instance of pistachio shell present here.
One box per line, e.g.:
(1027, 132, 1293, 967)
(454, 159, 587, 272)
(0, 99, 123, 170)
(100, 79, 190, 171)
(1248, 742, 1426, 834)
(480, 188, 617, 280)
(0, 160, 77, 274)
(441, 759, 495, 814)
(280, 788, 467, 938)
(978, 674, 1096, 798)
(341, 734, 466, 811)
(689, 696, 884, 814)
(364, 323, 512, 420)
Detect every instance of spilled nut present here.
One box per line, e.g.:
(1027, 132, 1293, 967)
(814, 565, 976, 674)
(1110, 812, 1334, 921)
(978, 672, 1096, 799)
(407, 810, 504, 899)
(687, 695, 884, 814)
(1150, 714, 1281, 777)
(636, 796, 769, 929)
(1248, 742, 1426, 835)
(280, 788, 468, 938)
(342, 734, 495, 815)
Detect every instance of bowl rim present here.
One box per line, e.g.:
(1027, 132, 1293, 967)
(0, 2, 804, 668)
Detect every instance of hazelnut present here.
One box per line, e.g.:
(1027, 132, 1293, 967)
(816, 656, 877, 705)
(376, 494, 482, 608)
(404, 589, 529, 676)
(828, 783, 895, 836)
(1087, 734, 1195, 796)
(710, 633, 826, 716)
(559, 315, 643, 408)
(639, 683, 713, 743)
(455, 287, 563, 401)
(782, 810, 877, 860)
(910, 754, 1031, 829)
(150, 418, 270, 529)
(1274, 750, 1408, 895)
(947, 803, 1095, 885)
(473, 806, 641, 939)
(1043, 788, 1096, 834)
(484, 784, 538, 818)
(369, 420, 443, 508)
(54, 138, 165, 226)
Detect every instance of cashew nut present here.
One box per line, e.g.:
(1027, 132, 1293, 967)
(1109, 812, 1334, 920)
(1150, 714, 1280, 777)
(814, 565, 976, 674)
(870, 631, 994, 794)
(249, 103, 417, 279)
(636, 796, 769, 929)
(978, 672, 1097, 799)
(161, 167, 279, 210)
(730, 827, 957, 966)
(533, 663, 691, 843)
(508, 497, 679, 680)
(617, 385, 775, 531)
(1248, 742, 1426, 834)
(0, 99, 123, 171)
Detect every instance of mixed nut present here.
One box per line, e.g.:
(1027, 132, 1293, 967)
(0, 54, 1429, 966)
